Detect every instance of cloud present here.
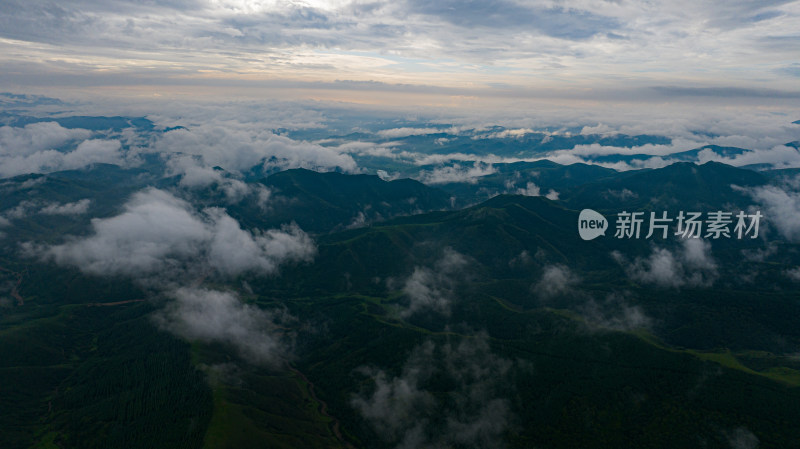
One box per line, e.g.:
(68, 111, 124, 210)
(0, 122, 128, 177)
(399, 248, 468, 317)
(2, 200, 38, 220)
(741, 243, 778, 262)
(0, 0, 798, 103)
(613, 239, 718, 288)
(351, 333, 514, 449)
(743, 184, 800, 242)
(205, 209, 315, 278)
(150, 125, 357, 175)
(651, 86, 800, 99)
(154, 287, 293, 366)
(509, 180, 559, 200)
(0, 138, 125, 178)
(695, 145, 800, 169)
(533, 264, 579, 300)
(580, 291, 652, 332)
(166, 155, 251, 202)
(406, 0, 619, 39)
(725, 427, 759, 449)
(604, 189, 638, 201)
(0, 121, 91, 155)
(376, 127, 447, 138)
(62, 139, 124, 168)
(484, 128, 535, 139)
(545, 190, 560, 200)
(27, 188, 313, 367)
(417, 162, 495, 185)
(2, 198, 91, 220)
(36, 188, 315, 279)
(39, 199, 91, 215)
(785, 267, 800, 282)
(515, 181, 540, 196)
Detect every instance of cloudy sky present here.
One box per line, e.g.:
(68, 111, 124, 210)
(1, 0, 799, 106)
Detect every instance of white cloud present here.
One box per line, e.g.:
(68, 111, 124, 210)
(696, 145, 800, 169)
(786, 267, 800, 282)
(62, 139, 124, 168)
(351, 334, 514, 449)
(744, 184, 800, 242)
(399, 248, 468, 317)
(0, 121, 134, 178)
(166, 155, 250, 202)
(376, 127, 446, 138)
(2, 198, 92, 221)
(3, 200, 37, 219)
(150, 125, 357, 175)
(0, 137, 126, 178)
(613, 239, 718, 288)
(580, 292, 652, 332)
(515, 181, 540, 196)
(155, 287, 293, 366)
(510, 180, 559, 200)
(37, 188, 315, 278)
(605, 189, 638, 201)
(206, 209, 315, 278)
(484, 128, 535, 139)
(417, 162, 495, 185)
(0, 122, 91, 156)
(39, 199, 92, 215)
(534, 264, 579, 300)
(725, 427, 759, 449)
(2, 0, 798, 98)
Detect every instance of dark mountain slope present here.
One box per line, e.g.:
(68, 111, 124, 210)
(563, 161, 767, 211)
(253, 168, 452, 233)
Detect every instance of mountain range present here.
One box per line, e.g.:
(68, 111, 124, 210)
(2, 156, 799, 449)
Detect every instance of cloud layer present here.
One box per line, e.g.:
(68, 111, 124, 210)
(0, 122, 126, 177)
(38, 188, 315, 279)
(1, 0, 798, 102)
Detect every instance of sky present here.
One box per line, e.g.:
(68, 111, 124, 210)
(0, 0, 799, 108)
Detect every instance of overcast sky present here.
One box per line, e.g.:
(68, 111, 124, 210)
(0, 0, 798, 107)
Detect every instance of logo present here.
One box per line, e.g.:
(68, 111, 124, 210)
(577, 209, 762, 241)
(578, 209, 608, 241)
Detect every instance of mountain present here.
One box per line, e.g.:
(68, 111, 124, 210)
(248, 168, 452, 233)
(563, 161, 767, 212)
(3, 161, 800, 449)
(433, 160, 620, 206)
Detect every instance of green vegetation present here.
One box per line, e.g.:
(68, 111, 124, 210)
(3, 160, 800, 448)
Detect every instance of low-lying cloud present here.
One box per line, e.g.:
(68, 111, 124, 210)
(533, 264, 579, 300)
(580, 291, 652, 332)
(613, 239, 718, 288)
(2, 198, 92, 220)
(399, 248, 469, 317)
(151, 125, 357, 175)
(35, 188, 315, 279)
(39, 199, 92, 215)
(0, 122, 129, 177)
(351, 333, 515, 449)
(743, 183, 800, 242)
(155, 287, 293, 367)
(416, 162, 496, 185)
